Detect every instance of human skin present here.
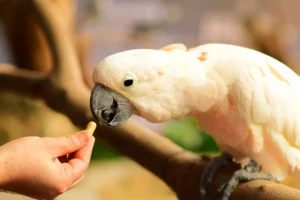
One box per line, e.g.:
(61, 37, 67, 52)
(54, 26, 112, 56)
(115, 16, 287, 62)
(0, 130, 95, 200)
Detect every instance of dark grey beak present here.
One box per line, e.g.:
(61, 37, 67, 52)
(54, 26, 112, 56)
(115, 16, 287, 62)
(90, 83, 134, 126)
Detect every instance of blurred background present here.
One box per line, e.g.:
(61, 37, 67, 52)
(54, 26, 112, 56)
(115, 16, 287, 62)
(0, 0, 300, 199)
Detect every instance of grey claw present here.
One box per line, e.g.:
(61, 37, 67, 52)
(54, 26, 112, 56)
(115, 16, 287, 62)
(218, 160, 277, 200)
(199, 152, 233, 199)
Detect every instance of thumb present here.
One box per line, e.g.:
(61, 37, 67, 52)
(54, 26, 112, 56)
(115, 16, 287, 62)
(51, 131, 92, 156)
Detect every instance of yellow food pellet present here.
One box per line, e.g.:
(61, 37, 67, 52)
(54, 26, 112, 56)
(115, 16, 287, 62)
(86, 121, 97, 136)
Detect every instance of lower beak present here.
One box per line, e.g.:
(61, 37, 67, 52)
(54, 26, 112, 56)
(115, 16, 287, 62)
(90, 83, 134, 126)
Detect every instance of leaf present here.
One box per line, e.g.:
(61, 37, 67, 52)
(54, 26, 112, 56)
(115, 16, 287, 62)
(163, 117, 220, 153)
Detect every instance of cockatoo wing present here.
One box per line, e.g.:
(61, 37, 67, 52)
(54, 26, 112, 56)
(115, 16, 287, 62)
(233, 49, 300, 180)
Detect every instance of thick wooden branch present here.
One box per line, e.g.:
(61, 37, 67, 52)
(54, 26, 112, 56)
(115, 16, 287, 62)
(24, 0, 92, 125)
(0, 0, 52, 73)
(160, 152, 300, 200)
(0, 64, 46, 95)
(28, 0, 83, 83)
(75, 33, 94, 88)
(1, 0, 299, 199)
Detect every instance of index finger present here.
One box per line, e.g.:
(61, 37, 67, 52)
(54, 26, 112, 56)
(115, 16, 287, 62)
(62, 136, 95, 182)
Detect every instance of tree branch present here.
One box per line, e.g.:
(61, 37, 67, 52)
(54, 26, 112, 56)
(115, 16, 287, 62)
(1, 0, 299, 199)
(26, 0, 92, 125)
(160, 152, 300, 200)
(28, 0, 83, 83)
(0, 64, 46, 96)
(75, 33, 95, 88)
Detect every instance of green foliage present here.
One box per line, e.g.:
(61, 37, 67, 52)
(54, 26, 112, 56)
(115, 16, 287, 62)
(163, 117, 220, 154)
(91, 142, 121, 160)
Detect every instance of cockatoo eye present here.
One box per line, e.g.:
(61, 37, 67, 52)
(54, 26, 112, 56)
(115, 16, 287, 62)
(122, 74, 136, 88)
(123, 79, 134, 87)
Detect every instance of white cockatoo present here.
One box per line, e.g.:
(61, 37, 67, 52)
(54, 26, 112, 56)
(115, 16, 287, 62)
(90, 43, 300, 199)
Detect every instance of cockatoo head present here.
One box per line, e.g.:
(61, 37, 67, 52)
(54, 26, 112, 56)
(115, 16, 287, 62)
(90, 44, 206, 126)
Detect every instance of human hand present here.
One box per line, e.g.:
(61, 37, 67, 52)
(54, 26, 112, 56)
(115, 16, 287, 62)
(0, 122, 96, 200)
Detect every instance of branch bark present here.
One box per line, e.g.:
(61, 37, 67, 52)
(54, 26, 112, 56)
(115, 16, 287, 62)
(76, 32, 94, 88)
(0, 64, 46, 96)
(0, 0, 75, 74)
(1, 0, 300, 199)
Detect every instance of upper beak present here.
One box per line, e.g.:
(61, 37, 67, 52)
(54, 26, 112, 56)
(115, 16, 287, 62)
(90, 83, 134, 126)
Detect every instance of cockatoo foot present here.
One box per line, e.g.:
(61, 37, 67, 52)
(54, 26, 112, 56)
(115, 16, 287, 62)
(217, 160, 278, 200)
(200, 152, 233, 199)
